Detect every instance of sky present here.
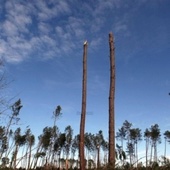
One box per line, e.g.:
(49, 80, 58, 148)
(0, 0, 170, 160)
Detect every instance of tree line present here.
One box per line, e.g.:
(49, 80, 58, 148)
(1, 101, 170, 169)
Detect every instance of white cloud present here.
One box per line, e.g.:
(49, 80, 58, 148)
(36, 1, 71, 21)
(89, 1, 122, 34)
(38, 22, 52, 34)
(40, 35, 56, 47)
(0, 0, 128, 64)
(30, 35, 58, 56)
(90, 37, 102, 49)
(55, 26, 64, 36)
(114, 21, 127, 33)
(14, 15, 32, 32)
(90, 17, 105, 33)
(68, 17, 85, 38)
(36, 1, 57, 21)
(4, 1, 33, 34)
(0, 1, 86, 63)
(0, 46, 5, 54)
(57, 1, 71, 14)
(0, 40, 7, 54)
(0, 36, 33, 63)
(8, 37, 31, 51)
(3, 20, 18, 36)
(94, 0, 118, 15)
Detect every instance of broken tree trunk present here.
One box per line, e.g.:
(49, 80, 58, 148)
(108, 32, 116, 169)
(79, 41, 88, 170)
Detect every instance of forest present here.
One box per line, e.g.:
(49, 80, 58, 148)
(1, 33, 170, 170)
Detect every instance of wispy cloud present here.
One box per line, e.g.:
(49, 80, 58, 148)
(0, 1, 87, 63)
(36, 1, 71, 21)
(90, 37, 102, 50)
(0, 0, 144, 64)
(93, 0, 121, 15)
(0, 1, 99, 62)
(4, 1, 33, 33)
(67, 17, 85, 38)
(38, 22, 52, 34)
(114, 20, 127, 33)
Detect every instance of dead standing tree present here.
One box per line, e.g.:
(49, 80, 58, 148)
(79, 41, 88, 170)
(108, 32, 116, 169)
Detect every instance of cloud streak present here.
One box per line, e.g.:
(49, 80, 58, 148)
(0, 0, 149, 64)
(1, 1, 117, 62)
(0, 1, 86, 63)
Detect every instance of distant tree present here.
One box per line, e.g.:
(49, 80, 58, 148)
(32, 151, 46, 169)
(121, 120, 132, 165)
(150, 124, 161, 163)
(25, 128, 35, 170)
(32, 135, 43, 169)
(49, 106, 61, 165)
(123, 120, 132, 144)
(53, 105, 62, 126)
(126, 142, 134, 166)
(79, 41, 88, 170)
(144, 128, 151, 167)
(116, 126, 126, 151)
(50, 125, 59, 165)
(11, 128, 26, 170)
(93, 130, 105, 169)
(115, 144, 126, 163)
(0, 99, 23, 159)
(102, 140, 109, 165)
(65, 125, 73, 170)
(84, 132, 93, 157)
(71, 135, 79, 164)
(4, 129, 13, 159)
(108, 32, 116, 169)
(33, 126, 53, 168)
(129, 128, 142, 166)
(6, 99, 23, 137)
(164, 130, 170, 158)
(42, 126, 54, 165)
(54, 133, 66, 169)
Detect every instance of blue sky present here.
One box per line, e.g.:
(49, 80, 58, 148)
(0, 0, 170, 158)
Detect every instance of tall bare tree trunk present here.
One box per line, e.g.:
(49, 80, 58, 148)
(79, 41, 88, 170)
(108, 32, 116, 169)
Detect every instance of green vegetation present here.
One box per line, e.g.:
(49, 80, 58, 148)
(1, 102, 170, 170)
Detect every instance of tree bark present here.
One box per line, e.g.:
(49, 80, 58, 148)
(108, 32, 116, 168)
(79, 41, 88, 170)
